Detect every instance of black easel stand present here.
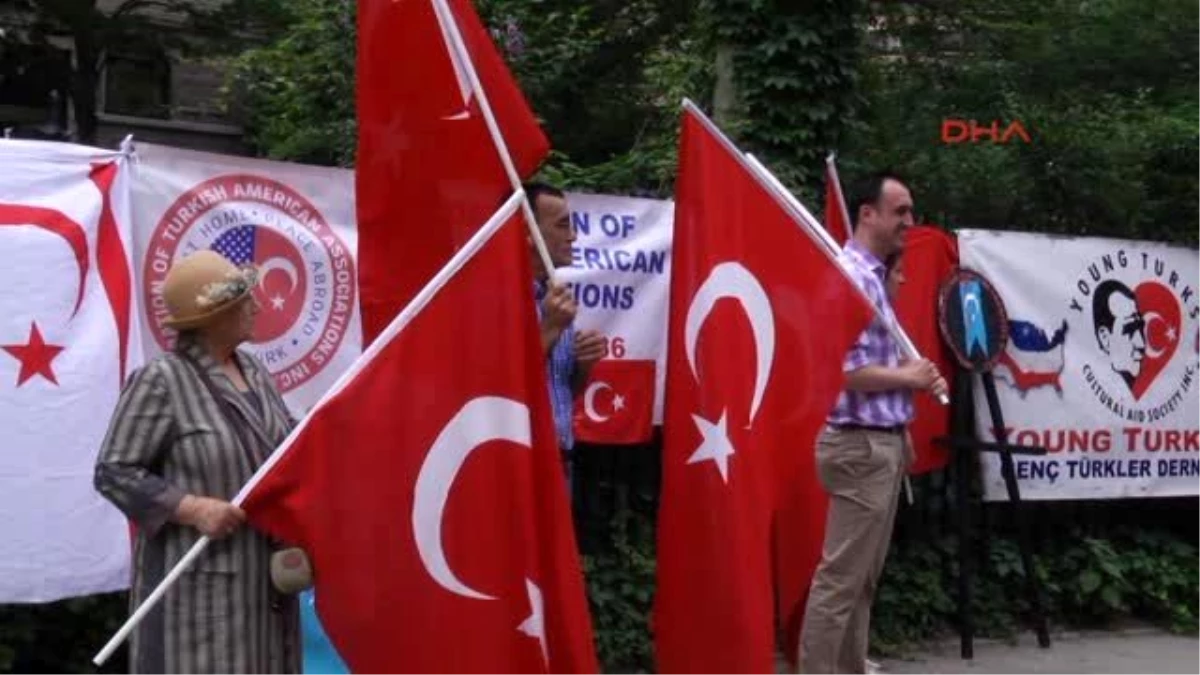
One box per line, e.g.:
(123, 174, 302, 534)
(937, 368, 1052, 660)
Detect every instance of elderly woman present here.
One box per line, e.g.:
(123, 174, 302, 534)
(95, 250, 302, 673)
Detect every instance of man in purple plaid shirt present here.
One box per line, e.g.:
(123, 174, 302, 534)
(800, 173, 948, 674)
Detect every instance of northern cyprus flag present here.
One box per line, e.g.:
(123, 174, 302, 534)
(0, 139, 143, 602)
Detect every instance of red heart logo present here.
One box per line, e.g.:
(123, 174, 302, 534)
(1131, 281, 1181, 400)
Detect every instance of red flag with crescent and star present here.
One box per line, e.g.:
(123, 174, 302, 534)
(356, 0, 549, 344)
(653, 106, 873, 672)
(572, 358, 656, 444)
(0, 140, 140, 602)
(241, 198, 597, 673)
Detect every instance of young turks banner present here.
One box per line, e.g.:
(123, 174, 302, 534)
(958, 229, 1199, 500)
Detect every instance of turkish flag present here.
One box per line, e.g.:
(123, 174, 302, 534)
(356, 0, 549, 344)
(893, 225, 958, 474)
(823, 157, 851, 247)
(572, 359, 655, 444)
(241, 203, 597, 673)
(653, 107, 873, 673)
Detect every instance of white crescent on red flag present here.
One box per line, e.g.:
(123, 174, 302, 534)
(572, 359, 656, 444)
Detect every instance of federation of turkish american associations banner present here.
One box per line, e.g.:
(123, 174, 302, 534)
(130, 145, 672, 439)
(555, 192, 673, 441)
(130, 142, 362, 417)
(958, 229, 1199, 500)
(0, 139, 142, 602)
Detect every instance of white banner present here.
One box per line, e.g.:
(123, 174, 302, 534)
(559, 192, 673, 424)
(959, 229, 1199, 500)
(0, 139, 142, 601)
(0, 142, 668, 606)
(130, 143, 362, 417)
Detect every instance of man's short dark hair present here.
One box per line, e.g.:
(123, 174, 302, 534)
(848, 171, 908, 230)
(1093, 279, 1137, 337)
(523, 182, 564, 217)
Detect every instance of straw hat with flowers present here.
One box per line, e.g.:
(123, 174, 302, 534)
(161, 250, 259, 331)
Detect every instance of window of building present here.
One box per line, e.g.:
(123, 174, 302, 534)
(0, 41, 69, 108)
(103, 50, 170, 119)
(0, 41, 70, 137)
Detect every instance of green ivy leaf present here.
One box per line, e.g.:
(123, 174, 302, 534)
(1101, 585, 1124, 609)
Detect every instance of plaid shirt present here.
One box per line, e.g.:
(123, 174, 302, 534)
(534, 279, 577, 451)
(828, 240, 914, 427)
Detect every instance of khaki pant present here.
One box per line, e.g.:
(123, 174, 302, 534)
(798, 426, 908, 674)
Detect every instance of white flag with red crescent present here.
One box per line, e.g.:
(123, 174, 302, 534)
(0, 139, 143, 602)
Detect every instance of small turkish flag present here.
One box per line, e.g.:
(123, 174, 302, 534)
(572, 359, 655, 445)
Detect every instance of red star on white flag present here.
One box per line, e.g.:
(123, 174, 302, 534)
(2, 322, 64, 386)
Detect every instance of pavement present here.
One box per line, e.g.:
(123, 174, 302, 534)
(879, 625, 1199, 674)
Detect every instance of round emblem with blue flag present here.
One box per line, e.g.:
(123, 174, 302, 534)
(937, 267, 1010, 372)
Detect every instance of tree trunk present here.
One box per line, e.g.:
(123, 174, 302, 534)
(712, 44, 737, 126)
(63, 0, 102, 142)
(70, 31, 99, 143)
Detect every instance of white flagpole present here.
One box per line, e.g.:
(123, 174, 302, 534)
(92, 536, 212, 666)
(826, 152, 852, 236)
(93, 191, 528, 667)
(429, 0, 558, 284)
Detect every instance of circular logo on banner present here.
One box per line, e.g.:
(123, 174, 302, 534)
(937, 267, 1010, 372)
(144, 174, 356, 393)
(1066, 246, 1197, 422)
